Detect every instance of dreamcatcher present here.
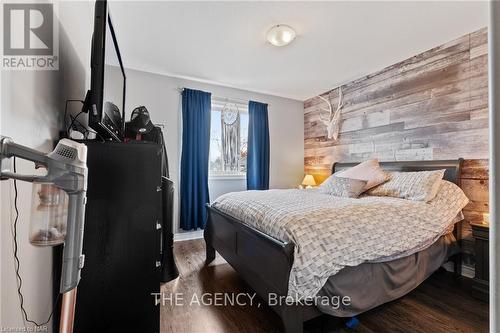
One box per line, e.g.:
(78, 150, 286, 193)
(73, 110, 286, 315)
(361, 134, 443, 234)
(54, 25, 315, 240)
(221, 103, 241, 172)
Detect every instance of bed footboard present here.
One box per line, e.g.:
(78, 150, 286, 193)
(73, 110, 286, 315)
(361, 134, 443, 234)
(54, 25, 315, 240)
(204, 205, 321, 333)
(205, 205, 294, 297)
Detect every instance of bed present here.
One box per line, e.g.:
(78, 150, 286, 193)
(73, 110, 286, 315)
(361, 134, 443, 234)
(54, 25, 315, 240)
(204, 160, 466, 333)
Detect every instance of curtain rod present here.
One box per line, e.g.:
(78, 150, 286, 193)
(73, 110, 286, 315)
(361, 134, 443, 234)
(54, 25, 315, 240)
(177, 87, 268, 106)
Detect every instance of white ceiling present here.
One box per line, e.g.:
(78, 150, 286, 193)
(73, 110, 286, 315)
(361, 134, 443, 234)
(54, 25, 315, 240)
(108, 1, 489, 101)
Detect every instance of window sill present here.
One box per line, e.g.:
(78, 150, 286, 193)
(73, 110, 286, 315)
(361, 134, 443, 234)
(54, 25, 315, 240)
(209, 174, 246, 181)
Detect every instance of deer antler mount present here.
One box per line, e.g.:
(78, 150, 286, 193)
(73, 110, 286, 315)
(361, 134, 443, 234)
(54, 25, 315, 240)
(318, 86, 344, 141)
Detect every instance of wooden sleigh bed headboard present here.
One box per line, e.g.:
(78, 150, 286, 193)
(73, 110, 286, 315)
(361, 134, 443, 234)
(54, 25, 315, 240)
(332, 159, 464, 186)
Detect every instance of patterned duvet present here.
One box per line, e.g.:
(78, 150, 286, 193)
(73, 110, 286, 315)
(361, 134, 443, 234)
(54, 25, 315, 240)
(211, 180, 469, 299)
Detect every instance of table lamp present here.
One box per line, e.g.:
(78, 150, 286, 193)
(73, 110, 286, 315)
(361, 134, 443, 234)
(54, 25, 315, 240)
(483, 213, 490, 226)
(302, 174, 316, 189)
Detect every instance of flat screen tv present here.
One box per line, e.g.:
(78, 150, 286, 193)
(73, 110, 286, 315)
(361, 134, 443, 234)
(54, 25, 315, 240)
(86, 0, 126, 141)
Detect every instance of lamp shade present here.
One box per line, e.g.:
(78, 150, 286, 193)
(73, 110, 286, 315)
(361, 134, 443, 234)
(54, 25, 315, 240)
(301, 174, 316, 187)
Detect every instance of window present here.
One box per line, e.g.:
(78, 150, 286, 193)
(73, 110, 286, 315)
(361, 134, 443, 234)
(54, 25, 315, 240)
(209, 99, 248, 176)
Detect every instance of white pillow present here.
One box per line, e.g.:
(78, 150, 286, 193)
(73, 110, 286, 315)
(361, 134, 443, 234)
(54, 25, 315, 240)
(335, 159, 390, 191)
(318, 176, 368, 198)
(367, 169, 445, 202)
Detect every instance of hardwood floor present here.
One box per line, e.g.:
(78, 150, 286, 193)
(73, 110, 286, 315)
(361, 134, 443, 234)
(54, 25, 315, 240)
(160, 239, 489, 333)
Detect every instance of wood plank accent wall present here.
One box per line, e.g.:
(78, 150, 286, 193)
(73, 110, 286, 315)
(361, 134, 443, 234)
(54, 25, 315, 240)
(304, 28, 489, 268)
(460, 159, 489, 266)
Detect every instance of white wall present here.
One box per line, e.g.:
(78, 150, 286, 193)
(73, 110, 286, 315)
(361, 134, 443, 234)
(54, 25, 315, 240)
(108, 67, 304, 233)
(0, 70, 59, 333)
(0, 1, 93, 331)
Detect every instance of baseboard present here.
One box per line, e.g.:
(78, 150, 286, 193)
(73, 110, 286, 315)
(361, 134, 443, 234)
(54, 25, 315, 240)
(442, 262, 475, 279)
(174, 230, 204, 242)
(461, 265, 475, 279)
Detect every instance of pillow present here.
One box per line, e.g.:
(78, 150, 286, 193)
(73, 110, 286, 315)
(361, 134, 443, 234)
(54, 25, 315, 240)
(335, 159, 389, 191)
(318, 175, 368, 198)
(429, 180, 469, 214)
(367, 169, 446, 202)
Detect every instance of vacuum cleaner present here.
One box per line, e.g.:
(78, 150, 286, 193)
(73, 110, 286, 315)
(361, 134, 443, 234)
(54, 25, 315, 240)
(0, 136, 88, 333)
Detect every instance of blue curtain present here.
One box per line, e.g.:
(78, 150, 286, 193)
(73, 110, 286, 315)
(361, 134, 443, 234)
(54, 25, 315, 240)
(247, 101, 270, 190)
(180, 88, 211, 230)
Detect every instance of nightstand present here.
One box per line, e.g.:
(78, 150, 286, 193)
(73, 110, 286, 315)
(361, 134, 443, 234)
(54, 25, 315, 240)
(471, 223, 489, 302)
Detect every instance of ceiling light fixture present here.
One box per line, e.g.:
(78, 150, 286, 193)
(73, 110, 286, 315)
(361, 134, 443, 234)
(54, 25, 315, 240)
(266, 24, 296, 47)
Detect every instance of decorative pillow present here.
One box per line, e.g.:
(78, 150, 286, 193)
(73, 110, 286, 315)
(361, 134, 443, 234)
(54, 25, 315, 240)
(318, 176, 368, 198)
(335, 159, 390, 191)
(367, 169, 446, 202)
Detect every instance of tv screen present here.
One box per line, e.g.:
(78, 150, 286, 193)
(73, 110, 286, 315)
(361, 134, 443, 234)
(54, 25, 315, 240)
(87, 0, 126, 141)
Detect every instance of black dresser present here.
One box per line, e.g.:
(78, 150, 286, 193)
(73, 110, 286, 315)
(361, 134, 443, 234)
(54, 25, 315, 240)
(72, 141, 167, 332)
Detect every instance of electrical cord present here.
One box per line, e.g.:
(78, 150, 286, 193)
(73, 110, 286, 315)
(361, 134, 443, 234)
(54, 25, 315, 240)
(63, 99, 84, 134)
(66, 110, 86, 138)
(63, 98, 107, 142)
(12, 157, 61, 327)
(72, 117, 104, 141)
(66, 109, 104, 139)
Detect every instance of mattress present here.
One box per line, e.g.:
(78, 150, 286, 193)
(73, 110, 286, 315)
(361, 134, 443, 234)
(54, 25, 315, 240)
(211, 181, 469, 299)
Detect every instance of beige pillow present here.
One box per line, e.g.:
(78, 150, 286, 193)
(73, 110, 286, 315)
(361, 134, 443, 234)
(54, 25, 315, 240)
(367, 169, 445, 202)
(335, 159, 389, 191)
(318, 176, 368, 198)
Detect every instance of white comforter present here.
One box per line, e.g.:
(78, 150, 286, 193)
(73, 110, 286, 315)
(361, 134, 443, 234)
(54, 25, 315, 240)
(211, 180, 469, 299)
